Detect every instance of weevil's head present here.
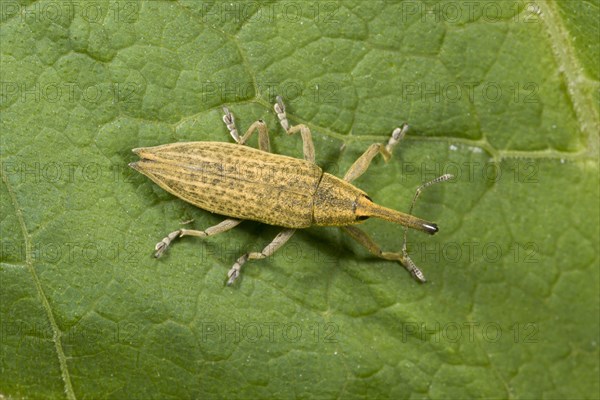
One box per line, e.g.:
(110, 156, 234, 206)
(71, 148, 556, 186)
(313, 173, 438, 234)
(312, 173, 371, 226)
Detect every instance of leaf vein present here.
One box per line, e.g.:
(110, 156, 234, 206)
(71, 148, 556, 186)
(1, 172, 77, 400)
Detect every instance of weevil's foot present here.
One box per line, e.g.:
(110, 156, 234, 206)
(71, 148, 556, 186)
(154, 230, 181, 258)
(226, 265, 241, 286)
(273, 96, 290, 131)
(154, 240, 169, 258)
(222, 106, 240, 143)
(227, 254, 249, 286)
(222, 106, 233, 125)
(402, 253, 427, 283)
(384, 123, 409, 155)
(410, 267, 427, 283)
(275, 95, 285, 113)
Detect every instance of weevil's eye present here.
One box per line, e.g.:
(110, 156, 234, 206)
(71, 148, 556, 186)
(356, 215, 370, 221)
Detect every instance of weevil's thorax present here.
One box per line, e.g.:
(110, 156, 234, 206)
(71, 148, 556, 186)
(312, 173, 369, 226)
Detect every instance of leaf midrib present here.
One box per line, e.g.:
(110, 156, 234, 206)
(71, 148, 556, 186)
(539, 1, 600, 156)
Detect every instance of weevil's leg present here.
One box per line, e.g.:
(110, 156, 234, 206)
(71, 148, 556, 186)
(341, 225, 427, 282)
(222, 106, 270, 152)
(155, 218, 242, 258)
(343, 124, 409, 182)
(274, 96, 315, 163)
(227, 228, 296, 285)
(241, 120, 270, 152)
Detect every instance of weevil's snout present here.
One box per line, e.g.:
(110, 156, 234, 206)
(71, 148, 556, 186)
(356, 195, 439, 235)
(422, 222, 438, 235)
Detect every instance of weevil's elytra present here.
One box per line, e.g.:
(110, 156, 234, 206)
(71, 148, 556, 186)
(131, 143, 321, 228)
(130, 96, 452, 285)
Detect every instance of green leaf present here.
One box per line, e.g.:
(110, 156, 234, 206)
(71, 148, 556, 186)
(1, 1, 598, 398)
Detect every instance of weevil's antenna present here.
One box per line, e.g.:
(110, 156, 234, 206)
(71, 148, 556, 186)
(402, 174, 454, 254)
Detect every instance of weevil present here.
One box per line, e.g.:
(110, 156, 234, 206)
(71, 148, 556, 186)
(129, 97, 452, 285)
